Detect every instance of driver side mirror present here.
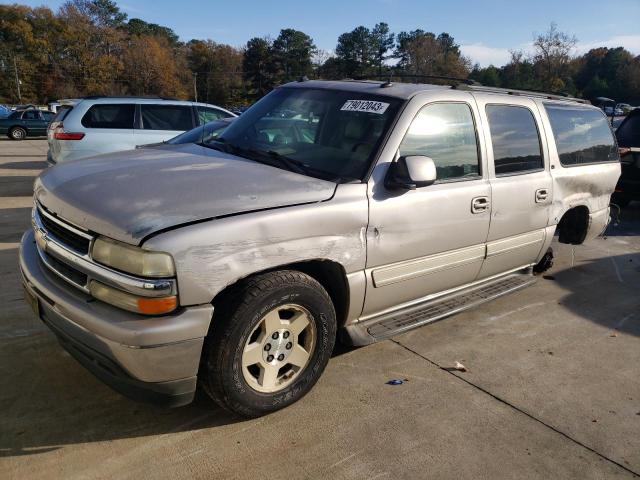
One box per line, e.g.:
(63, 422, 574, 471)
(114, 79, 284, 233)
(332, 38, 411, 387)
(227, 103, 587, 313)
(385, 155, 437, 190)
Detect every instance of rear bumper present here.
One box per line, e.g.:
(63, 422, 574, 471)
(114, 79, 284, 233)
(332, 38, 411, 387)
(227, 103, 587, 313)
(19, 230, 214, 407)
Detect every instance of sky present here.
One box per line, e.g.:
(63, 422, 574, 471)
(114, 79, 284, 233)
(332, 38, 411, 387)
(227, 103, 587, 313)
(6, 0, 640, 66)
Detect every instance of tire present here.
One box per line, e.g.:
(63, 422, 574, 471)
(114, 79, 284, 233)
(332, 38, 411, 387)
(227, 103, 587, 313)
(9, 127, 26, 140)
(201, 270, 337, 417)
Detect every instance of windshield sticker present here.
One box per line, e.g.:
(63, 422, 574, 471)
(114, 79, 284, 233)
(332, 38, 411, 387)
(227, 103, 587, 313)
(340, 100, 390, 114)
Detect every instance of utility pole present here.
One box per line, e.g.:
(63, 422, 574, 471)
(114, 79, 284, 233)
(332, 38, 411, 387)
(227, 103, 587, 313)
(193, 73, 198, 102)
(13, 56, 22, 103)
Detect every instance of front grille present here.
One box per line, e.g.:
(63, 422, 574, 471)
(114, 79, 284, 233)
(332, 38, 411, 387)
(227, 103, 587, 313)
(43, 251, 88, 287)
(38, 207, 91, 255)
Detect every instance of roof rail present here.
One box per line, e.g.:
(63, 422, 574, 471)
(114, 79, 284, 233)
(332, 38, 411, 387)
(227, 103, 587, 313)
(455, 84, 589, 104)
(81, 95, 181, 101)
(351, 74, 479, 87)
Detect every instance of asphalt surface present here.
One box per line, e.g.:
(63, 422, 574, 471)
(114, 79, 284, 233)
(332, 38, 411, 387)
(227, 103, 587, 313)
(1, 139, 639, 479)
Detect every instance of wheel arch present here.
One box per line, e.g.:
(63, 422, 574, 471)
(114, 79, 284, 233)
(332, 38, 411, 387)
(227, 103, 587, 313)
(556, 205, 590, 245)
(211, 258, 351, 328)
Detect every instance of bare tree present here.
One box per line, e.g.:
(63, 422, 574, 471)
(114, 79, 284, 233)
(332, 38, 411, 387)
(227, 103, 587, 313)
(533, 23, 577, 90)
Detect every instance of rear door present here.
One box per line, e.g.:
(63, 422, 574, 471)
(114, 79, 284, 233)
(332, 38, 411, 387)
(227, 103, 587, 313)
(22, 110, 45, 136)
(474, 95, 552, 279)
(134, 103, 195, 146)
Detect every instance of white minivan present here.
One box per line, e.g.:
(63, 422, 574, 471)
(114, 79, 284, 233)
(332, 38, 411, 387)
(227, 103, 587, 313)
(47, 97, 236, 164)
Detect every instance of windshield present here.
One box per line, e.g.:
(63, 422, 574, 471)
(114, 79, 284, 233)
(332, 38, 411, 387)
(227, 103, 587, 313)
(214, 87, 402, 182)
(168, 118, 233, 145)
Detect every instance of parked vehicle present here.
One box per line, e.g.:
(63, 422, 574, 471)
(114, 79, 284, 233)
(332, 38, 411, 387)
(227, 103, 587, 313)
(137, 117, 235, 148)
(613, 108, 640, 206)
(20, 80, 620, 416)
(0, 104, 10, 118)
(0, 109, 54, 140)
(46, 97, 236, 165)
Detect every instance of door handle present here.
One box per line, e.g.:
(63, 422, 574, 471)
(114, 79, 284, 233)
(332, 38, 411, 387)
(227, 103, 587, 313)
(471, 196, 490, 214)
(535, 188, 549, 203)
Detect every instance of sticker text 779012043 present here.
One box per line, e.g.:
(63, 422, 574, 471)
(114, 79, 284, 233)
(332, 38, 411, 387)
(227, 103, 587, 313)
(340, 100, 390, 114)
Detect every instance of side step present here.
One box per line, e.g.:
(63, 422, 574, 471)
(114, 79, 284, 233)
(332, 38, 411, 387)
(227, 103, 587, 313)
(345, 273, 536, 345)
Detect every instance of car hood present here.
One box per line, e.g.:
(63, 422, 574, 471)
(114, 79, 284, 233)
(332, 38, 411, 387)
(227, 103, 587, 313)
(35, 143, 337, 245)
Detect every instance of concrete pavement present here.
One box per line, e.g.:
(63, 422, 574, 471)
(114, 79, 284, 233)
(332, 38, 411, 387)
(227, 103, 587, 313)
(0, 139, 639, 479)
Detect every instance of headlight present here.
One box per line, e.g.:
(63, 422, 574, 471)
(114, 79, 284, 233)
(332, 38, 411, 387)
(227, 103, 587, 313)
(91, 236, 175, 277)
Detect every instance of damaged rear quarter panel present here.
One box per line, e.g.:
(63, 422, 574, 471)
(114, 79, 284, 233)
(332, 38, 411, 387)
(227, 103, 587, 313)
(143, 184, 369, 307)
(535, 99, 621, 226)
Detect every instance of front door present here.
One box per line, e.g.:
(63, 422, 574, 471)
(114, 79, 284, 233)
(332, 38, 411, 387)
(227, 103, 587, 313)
(364, 96, 491, 317)
(474, 96, 553, 279)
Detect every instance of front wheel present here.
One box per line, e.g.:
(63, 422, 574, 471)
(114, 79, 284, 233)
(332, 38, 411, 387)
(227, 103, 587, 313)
(9, 127, 26, 140)
(201, 270, 336, 417)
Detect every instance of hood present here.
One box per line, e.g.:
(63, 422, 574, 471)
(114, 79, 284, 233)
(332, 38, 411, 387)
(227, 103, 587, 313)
(35, 143, 336, 245)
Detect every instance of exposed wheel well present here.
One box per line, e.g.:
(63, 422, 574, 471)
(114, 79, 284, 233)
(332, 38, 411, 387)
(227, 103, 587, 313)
(212, 260, 350, 327)
(556, 206, 589, 245)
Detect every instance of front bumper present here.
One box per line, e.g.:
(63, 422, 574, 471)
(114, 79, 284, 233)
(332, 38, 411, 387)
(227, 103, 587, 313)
(19, 230, 214, 407)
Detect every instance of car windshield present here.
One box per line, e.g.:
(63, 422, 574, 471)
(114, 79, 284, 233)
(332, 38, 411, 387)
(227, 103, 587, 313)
(170, 118, 233, 145)
(211, 87, 402, 182)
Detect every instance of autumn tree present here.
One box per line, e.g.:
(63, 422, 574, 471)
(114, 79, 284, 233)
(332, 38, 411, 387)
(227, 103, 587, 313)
(532, 22, 577, 90)
(187, 40, 243, 105)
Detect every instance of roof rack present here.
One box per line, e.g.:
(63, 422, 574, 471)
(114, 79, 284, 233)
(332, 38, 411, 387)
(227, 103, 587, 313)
(81, 95, 181, 101)
(455, 84, 589, 104)
(347, 75, 589, 104)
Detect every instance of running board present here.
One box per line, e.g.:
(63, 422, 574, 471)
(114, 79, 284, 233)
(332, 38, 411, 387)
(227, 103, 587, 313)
(342, 273, 536, 345)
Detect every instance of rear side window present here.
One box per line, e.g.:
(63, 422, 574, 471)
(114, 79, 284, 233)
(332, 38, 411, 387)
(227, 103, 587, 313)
(52, 106, 73, 122)
(81, 104, 135, 129)
(197, 106, 231, 124)
(140, 105, 193, 131)
(399, 102, 480, 181)
(486, 105, 543, 175)
(545, 103, 619, 165)
(22, 110, 40, 120)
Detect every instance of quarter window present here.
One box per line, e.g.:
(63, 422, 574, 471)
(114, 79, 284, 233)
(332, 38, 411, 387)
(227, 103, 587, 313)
(140, 105, 193, 131)
(544, 103, 619, 164)
(399, 103, 480, 181)
(486, 105, 543, 175)
(81, 104, 135, 129)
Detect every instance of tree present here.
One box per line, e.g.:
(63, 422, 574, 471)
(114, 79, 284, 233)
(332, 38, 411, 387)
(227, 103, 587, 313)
(124, 35, 187, 97)
(399, 31, 470, 78)
(125, 18, 179, 45)
(371, 22, 394, 75)
(243, 37, 273, 98)
(270, 29, 316, 83)
(532, 22, 577, 90)
(63, 0, 127, 28)
(335, 26, 376, 77)
(187, 40, 243, 105)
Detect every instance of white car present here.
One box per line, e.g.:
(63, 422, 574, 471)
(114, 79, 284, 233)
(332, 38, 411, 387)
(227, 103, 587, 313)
(47, 97, 236, 165)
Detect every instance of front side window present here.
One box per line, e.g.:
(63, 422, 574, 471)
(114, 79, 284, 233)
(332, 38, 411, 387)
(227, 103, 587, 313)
(81, 104, 135, 129)
(197, 106, 232, 124)
(399, 102, 480, 181)
(545, 103, 619, 164)
(486, 105, 543, 175)
(140, 105, 193, 131)
(213, 88, 402, 182)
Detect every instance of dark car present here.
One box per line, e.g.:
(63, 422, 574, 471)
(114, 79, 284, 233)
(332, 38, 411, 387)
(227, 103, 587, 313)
(613, 108, 640, 206)
(136, 117, 235, 149)
(0, 109, 55, 140)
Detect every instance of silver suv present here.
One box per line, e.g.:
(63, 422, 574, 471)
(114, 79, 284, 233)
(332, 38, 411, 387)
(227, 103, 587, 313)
(47, 97, 235, 165)
(20, 80, 620, 416)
